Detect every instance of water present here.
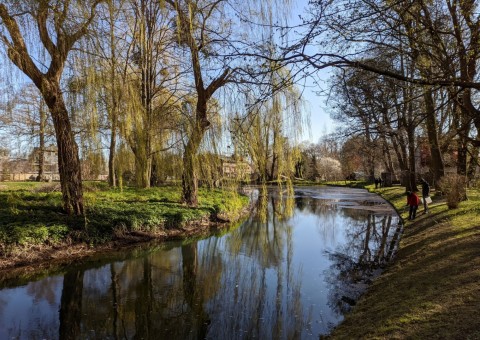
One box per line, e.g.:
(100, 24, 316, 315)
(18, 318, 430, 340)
(0, 186, 401, 339)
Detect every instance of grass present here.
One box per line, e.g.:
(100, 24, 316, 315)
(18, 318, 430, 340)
(326, 184, 480, 339)
(0, 181, 249, 262)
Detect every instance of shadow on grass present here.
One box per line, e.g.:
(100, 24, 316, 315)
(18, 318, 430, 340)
(328, 186, 480, 339)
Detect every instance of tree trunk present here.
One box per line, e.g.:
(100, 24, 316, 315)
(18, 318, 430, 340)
(37, 105, 46, 181)
(44, 85, 84, 216)
(406, 126, 417, 192)
(365, 125, 375, 182)
(135, 147, 151, 188)
(467, 134, 479, 181)
(182, 123, 204, 206)
(457, 141, 468, 176)
(108, 124, 116, 187)
(269, 152, 277, 182)
(59, 269, 84, 339)
(423, 87, 445, 183)
(381, 137, 394, 173)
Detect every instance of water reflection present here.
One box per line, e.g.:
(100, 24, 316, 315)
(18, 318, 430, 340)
(0, 186, 400, 339)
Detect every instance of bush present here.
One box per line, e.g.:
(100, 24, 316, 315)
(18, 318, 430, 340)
(438, 174, 467, 209)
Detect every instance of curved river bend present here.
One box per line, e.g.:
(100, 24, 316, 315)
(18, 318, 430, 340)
(0, 186, 401, 339)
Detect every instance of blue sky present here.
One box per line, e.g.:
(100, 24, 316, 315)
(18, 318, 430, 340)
(289, 0, 336, 143)
(300, 72, 335, 143)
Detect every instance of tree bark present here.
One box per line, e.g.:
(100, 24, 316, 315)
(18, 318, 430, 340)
(108, 124, 117, 187)
(43, 85, 84, 215)
(467, 142, 479, 181)
(37, 104, 46, 181)
(423, 87, 444, 183)
(182, 119, 207, 206)
(135, 145, 152, 189)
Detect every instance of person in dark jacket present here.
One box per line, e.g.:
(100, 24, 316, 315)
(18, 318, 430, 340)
(420, 178, 430, 213)
(406, 191, 420, 220)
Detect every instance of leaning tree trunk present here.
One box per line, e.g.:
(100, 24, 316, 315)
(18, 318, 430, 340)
(44, 87, 84, 216)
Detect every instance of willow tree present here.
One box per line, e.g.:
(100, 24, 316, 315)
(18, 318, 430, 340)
(163, 0, 233, 206)
(165, 0, 296, 206)
(92, 0, 130, 187)
(230, 64, 303, 184)
(113, 0, 182, 188)
(0, 1, 103, 215)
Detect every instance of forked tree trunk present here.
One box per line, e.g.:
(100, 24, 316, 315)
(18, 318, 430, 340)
(166, 0, 231, 207)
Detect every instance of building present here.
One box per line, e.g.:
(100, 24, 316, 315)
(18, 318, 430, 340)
(0, 146, 60, 181)
(30, 145, 60, 181)
(221, 157, 254, 181)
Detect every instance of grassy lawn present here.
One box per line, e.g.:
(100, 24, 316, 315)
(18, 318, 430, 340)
(328, 185, 480, 339)
(0, 181, 248, 263)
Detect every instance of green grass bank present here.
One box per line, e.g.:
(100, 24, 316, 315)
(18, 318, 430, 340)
(326, 183, 480, 339)
(0, 181, 249, 271)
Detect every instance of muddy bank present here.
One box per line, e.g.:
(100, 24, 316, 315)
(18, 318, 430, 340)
(0, 215, 243, 279)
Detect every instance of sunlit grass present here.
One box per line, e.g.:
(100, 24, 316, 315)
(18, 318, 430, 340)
(328, 185, 480, 339)
(0, 181, 249, 255)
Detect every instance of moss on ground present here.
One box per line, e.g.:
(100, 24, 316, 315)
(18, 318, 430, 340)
(0, 181, 249, 267)
(327, 184, 480, 339)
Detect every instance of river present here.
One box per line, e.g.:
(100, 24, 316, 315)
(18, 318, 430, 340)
(0, 186, 401, 339)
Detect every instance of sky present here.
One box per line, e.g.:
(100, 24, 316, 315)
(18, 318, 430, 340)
(288, 0, 336, 144)
(0, 0, 334, 154)
(300, 73, 336, 143)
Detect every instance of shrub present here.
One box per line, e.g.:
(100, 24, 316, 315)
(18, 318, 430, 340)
(438, 173, 467, 209)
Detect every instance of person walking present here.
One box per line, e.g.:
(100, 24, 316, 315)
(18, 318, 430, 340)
(406, 191, 420, 220)
(420, 178, 430, 213)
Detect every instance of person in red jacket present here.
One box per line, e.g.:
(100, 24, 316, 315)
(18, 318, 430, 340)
(406, 191, 420, 220)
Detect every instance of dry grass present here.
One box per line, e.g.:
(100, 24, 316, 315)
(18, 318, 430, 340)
(327, 186, 480, 339)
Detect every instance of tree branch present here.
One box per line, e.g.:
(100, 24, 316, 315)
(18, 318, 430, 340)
(0, 4, 43, 84)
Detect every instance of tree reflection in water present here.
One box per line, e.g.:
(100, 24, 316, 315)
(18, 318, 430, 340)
(205, 187, 308, 339)
(59, 269, 84, 339)
(325, 209, 401, 315)
(0, 186, 400, 339)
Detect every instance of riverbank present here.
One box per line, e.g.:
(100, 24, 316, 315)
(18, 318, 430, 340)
(327, 184, 480, 339)
(0, 182, 249, 272)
